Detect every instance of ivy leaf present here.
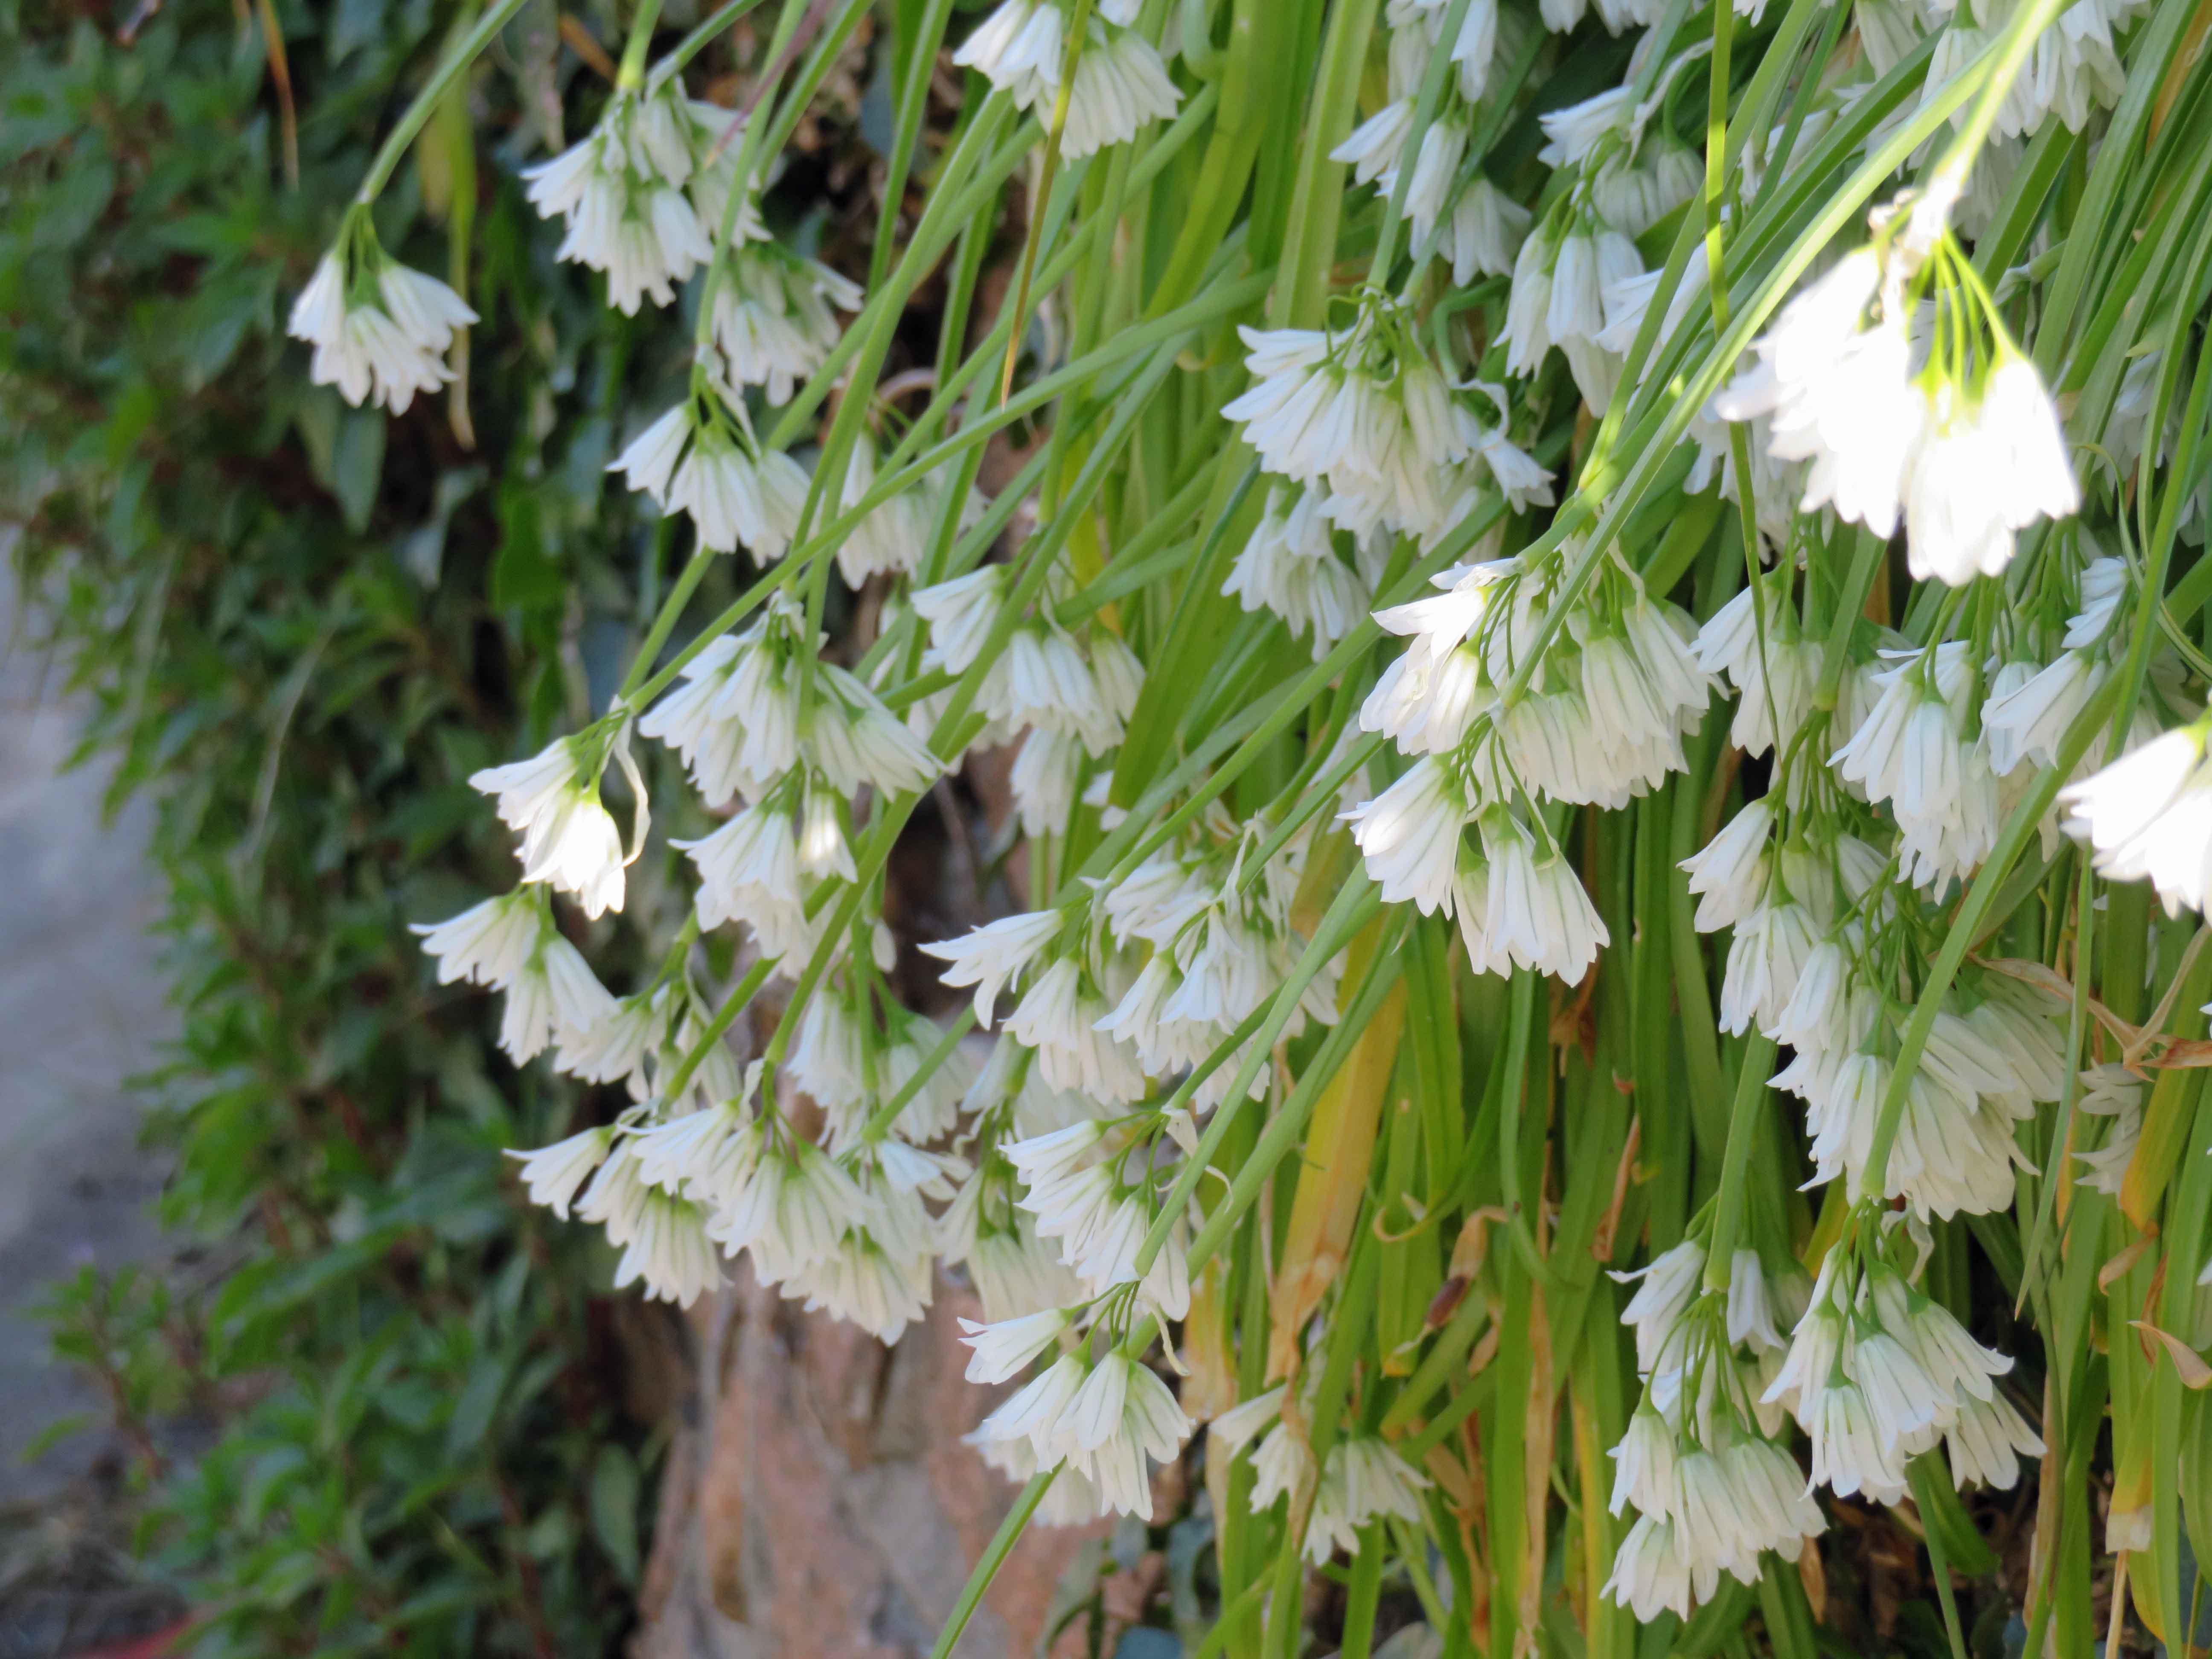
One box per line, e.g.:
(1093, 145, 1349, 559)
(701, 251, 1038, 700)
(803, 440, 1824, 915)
(333, 409, 386, 534)
(590, 1445, 641, 1585)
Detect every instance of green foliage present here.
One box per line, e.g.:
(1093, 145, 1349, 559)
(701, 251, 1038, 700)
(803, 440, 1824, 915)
(0, 0, 689, 1650)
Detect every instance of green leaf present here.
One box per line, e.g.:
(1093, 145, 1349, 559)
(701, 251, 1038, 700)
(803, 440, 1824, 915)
(491, 477, 563, 611)
(589, 1444, 641, 1585)
(333, 410, 386, 534)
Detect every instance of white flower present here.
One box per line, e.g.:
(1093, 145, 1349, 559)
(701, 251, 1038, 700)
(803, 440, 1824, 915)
(523, 85, 757, 315)
(2060, 727, 2212, 915)
(1305, 1438, 1431, 1563)
(638, 598, 888, 805)
(974, 1351, 1191, 1521)
(1070, 1357, 1193, 1519)
(955, 3, 1180, 158)
(710, 1142, 870, 1284)
(782, 1220, 936, 1341)
(610, 396, 809, 559)
(1725, 1252, 1786, 1353)
(1614, 1240, 1706, 1376)
(1008, 958, 1147, 1102)
(1224, 489, 1375, 658)
(959, 1307, 1071, 1384)
(1604, 1515, 1695, 1620)
(1502, 220, 1558, 375)
(1333, 99, 1416, 190)
(1806, 1381, 1908, 1502)
(1901, 352, 2078, 585)
(499, 934, 617, 1062)
(675, 796, 819, 962)
(1347, 758, 1471, 915)
(1473, 814, 1608, 982)
(710, 244, 861, 405)
(2073, 1062, 2144, 1194)
(1985, 650, 2107, 777)
(1718, 894, 1816, 1036)
(1713, 250, 1923, 538)
(1537, 86, 1636, 168)
(954, 1206, 1087, 1322)
(1448, 178, 1531, 283)
(812, 664, 944, 796)
(1063, 21, 1184, 158)
(1397, 113, 1472, 247)
(1681, 800, 1774, 932)
(1695, 585, 1821, 758)
(1391, 0, 1501, 98)
(1608, 1407, 1681, 1518)
(288, 250, 475, 414)
(632, 1098, 760, 1203)
(1944, 1391, 2046, 1490)
(555, 989, 672, 1097)
(923, 909, 1066, 1026)
(508, 1126, 614, 1219)
(612, 1191, 723, 1307)
(470, 736, 628, 917)
(412, 889, 543, 988)
(1848, 1329, 1944, 1452)
(966, 1428, 1109, 1526)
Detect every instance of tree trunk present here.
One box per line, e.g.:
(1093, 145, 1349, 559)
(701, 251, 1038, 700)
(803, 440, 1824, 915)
(629, 1262, 1103, 1659)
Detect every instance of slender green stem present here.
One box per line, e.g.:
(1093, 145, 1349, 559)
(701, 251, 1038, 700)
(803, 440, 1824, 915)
(646, 0, 771, 85)
(1701, 1036, 1778, 1293)
(356, 0, 537, 202)
(924, 1472, 1055, 1659)
(615, 0, 666, 90)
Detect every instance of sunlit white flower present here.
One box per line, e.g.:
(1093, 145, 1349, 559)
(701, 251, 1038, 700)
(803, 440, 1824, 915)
(471, 736, 629, 917)
(1901, 352, 2078, 585)
(1348, 757, 1471, 915)
(2060, 726, 2212, 915)
(1713, 250, 1923, 537)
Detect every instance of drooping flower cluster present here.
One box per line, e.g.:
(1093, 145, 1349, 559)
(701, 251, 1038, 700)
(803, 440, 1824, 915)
(1602, 1240, 1824, 1621)
(287, 215, 476, 413)
(523, 81, 757, 315)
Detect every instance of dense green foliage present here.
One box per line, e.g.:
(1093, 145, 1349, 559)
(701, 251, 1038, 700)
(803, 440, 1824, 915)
(0, 0, 716, 1647)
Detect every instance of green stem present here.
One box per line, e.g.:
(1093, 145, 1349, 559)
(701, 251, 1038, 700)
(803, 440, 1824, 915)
(615, 0, 667, 90)
(1701, 1035, 1778, 1293)
(1366, 0, 1473, 284)
(1862, 675, 2122, 1196)
(924, 1471, 1055, 1659)
(356, 0, 537, 203)
(647, 0, 772, 85)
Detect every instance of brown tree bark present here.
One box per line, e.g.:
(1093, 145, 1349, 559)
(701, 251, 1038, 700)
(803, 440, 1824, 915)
(629, 1261, 1104, 1659)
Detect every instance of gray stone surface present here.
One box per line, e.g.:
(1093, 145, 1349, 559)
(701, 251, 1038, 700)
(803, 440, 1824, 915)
(0, 588, 175, 1505)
